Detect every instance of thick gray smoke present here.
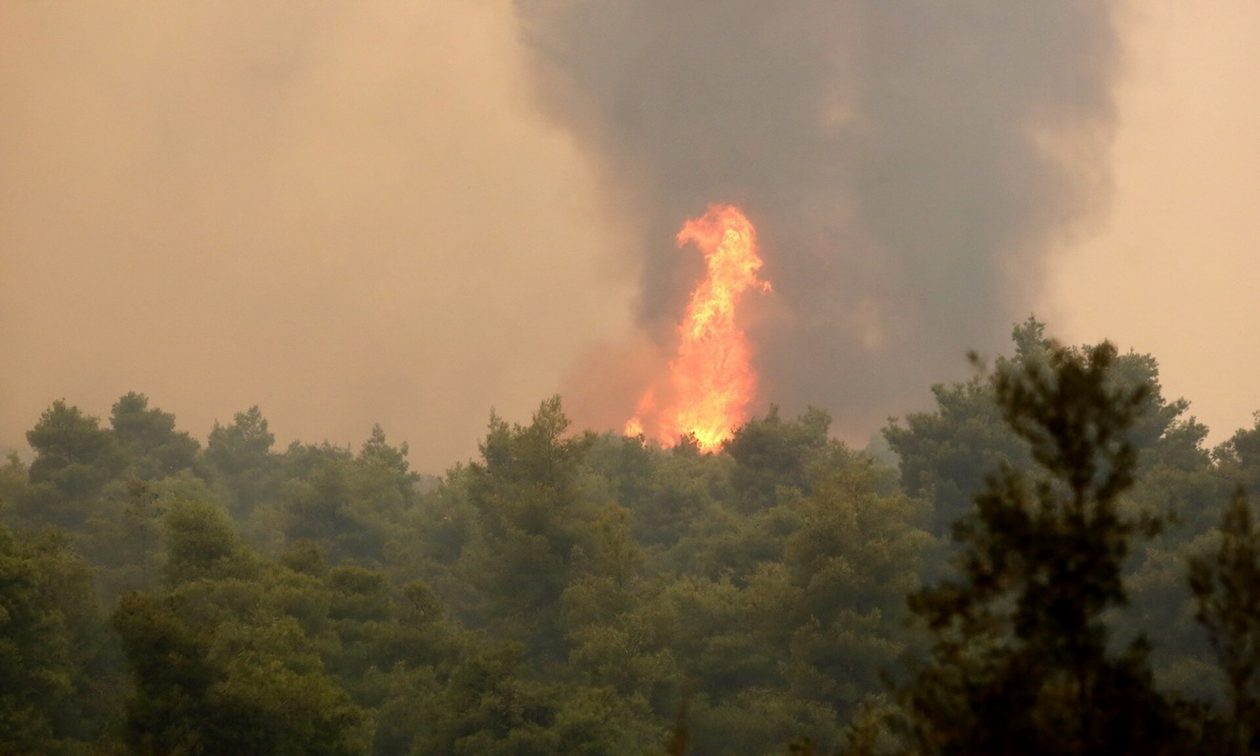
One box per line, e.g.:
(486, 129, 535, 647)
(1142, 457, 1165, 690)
(517, 2, 1121, 437)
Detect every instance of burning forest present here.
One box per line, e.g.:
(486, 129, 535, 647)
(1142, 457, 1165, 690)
(3, 2, 1260, 754)
(625, 204, 770, 450)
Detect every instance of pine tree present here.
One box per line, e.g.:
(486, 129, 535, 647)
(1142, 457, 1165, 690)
(904, 341, 1182, 754)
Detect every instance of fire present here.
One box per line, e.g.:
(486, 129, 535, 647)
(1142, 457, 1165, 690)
(625, 204, 770, 451)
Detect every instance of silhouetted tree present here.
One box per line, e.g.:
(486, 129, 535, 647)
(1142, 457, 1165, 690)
(904, 340, 1182, 754)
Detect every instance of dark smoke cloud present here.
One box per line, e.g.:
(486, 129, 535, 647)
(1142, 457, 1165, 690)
(518, 1, 1121, 438)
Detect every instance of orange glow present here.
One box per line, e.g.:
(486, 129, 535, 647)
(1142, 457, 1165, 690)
(625, 204, 770, 450)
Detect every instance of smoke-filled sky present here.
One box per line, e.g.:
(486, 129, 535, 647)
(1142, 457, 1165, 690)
(2, 1, 1258, 471)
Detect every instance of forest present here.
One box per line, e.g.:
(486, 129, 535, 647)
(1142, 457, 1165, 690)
(3, 319, 1259, 755)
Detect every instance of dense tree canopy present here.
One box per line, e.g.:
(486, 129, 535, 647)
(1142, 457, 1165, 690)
(1, 319, 1257, 753)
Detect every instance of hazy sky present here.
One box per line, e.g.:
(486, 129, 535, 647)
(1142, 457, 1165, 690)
(1045, 0, 1260, 445)
(0, 1, 637, 469)
(2, 1, 1257, 471)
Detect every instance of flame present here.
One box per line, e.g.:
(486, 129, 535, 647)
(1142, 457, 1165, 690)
(625, 204, 770, 450)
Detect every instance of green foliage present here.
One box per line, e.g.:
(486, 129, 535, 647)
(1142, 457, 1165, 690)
(205, 405, 278, 516)
(1216, 413, 1260, 498)
(884, 320, 1044, 536)
(725, 405, 833, 511)
(454, 397, 599, 657)
(278, 446, 386, 565)
(886, 319, 1228, 708)
(781, 459, 933, 714)
(0, 522, 122, 753)
(163, 498, 257, 585)
(110, 392, 200, 480)
(904, 340, 1182, 754)
(22, 400, 126, 526)
(113, 501, 371, 754)
(1189, 490, 1260, 753)
(885, 373, 1028, 537)
(1, 326, 1257, 753)
(553, 407, 930, 753)
(0, 453, 30, 516)
(886, 318, 1209, 538)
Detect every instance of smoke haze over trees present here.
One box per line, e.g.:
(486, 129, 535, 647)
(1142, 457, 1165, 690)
(4, 4, 1260, 750)
(3, 321, 1260, 752)
(3, 3, 1259, 463)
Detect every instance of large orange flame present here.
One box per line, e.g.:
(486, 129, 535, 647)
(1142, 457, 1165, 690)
(625, 204, 770, 451)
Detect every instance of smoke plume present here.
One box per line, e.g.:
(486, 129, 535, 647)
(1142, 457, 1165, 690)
(518, 1, 1122, 438)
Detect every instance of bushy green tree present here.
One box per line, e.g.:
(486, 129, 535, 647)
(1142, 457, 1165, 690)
(0, 522, 123, 752)
(21, 400, 126, 527)
(266, 426, 419, 568)
(277, 445, 386, 565)
(205, 405, 278, 516)
(110, 392, 199, 480)
(724, 405, 833, 512)
(455, 397, 599, 657)
(781, 456, 933, 717)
